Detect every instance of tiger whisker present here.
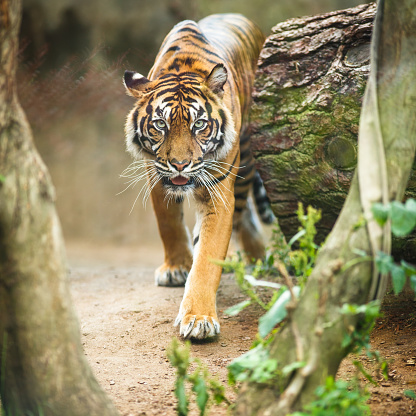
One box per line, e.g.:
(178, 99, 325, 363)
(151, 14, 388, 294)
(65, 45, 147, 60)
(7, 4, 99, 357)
(121, 167, 158, 185)
(198, 171, 231, 213)
(116, 178, 141, 195)
(205, 159, 244, 170)
(129, 169, 159, 214)
(204, 160, 245, 179)
(196, 175, 218, 213)
(120, 160, 154, 177)
(202, 169, 234, 197)
(142, 171, 161, 207)
(204, 163, 244, 180)
(118, 162, 158, 196)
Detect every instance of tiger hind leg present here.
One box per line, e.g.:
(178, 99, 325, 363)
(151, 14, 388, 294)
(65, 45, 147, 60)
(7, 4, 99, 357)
(233, 196, 266, 262)
(234, 129, 274, 261)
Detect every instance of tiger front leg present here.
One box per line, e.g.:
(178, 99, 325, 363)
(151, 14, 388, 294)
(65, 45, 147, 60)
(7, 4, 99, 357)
(151, 181, 193, 287)
(175, 196, 234, 339)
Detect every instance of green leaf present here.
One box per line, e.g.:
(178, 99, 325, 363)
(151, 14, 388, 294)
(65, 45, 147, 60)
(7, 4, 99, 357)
(390, 200, 416, 236)
(288, 229, 306, 247)
(404, 389, 416, 400)
(282, 361, 306, 376)
(244, 274, 282, 289)
(340, 303, 359, 315)
(224, 300, 251, 316)
(405, 198, 416, 216)
(192, 377, 209, 415)
(375, 251, 394, 274)
(258, 286, 300, 338)
(381, 360, 389, 380)
(251, 359, 278, 383)
(228, 345, 269, 384)
(371, 202, 390, 226)
(340, 301, 380, 319)
(391, 264, 406, 294)
(208, 379, 226, 405)
(401, 260, 416, 276)
(175, 377, 189, 416)
(353, 360, 378, 386)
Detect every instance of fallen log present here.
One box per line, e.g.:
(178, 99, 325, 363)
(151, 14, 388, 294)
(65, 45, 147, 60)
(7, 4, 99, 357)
(251, 2, 416, 260)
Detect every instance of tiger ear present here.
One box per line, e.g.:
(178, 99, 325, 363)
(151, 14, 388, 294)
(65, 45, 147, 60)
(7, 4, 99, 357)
(123, 70, 152, 97)
(205, 63, 227, 96)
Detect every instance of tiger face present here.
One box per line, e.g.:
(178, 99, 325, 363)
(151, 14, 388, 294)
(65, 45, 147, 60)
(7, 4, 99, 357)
(124, 64, 236, 198)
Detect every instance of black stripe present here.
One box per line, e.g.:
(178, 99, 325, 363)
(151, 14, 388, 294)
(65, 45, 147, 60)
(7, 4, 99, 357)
(155, 86, 180, 97)
(176, 26, 208, 42)
(254, 196, 270, 205)
(181, 40, 223, 60)
(166, 46, 181, 53)
(132, 108, 139, 145)
(235, 194, 248, 201)
(210, 152, 239, 184)
(235, 176, 254, 187)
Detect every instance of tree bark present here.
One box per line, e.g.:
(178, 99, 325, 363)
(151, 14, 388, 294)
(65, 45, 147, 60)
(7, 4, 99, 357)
(235, 1, 416, 414)
(251, 2, 416, 261)
(0, 1, 119, 415)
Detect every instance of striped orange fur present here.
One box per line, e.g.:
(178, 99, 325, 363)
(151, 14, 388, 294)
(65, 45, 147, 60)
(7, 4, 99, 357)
(123, 14, 271, 339)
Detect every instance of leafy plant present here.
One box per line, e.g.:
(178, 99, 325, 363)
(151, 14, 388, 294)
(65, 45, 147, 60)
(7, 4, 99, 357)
(258, 285, 301, 338)
(340, 301, 388, 383)
(228, 343, 279, 385)
(372, 199, 416, 237)
(288, 204, 322, 281)
(222, 204, 320, 386)
(291, 376, 371, 416)
(167, 338, 229, 416)
(169, 201, 406, 415)
(372, 199, 416, 295)
(222, 203, 321, 338)
(375, 252, 416, 294)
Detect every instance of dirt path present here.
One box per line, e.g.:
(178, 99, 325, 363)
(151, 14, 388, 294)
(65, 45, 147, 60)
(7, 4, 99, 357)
(67, 243, 416, 416)
(67, 243, 259, 416)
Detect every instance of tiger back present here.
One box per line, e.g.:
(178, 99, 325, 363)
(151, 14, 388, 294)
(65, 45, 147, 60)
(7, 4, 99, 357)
(123, 14, 267, 339)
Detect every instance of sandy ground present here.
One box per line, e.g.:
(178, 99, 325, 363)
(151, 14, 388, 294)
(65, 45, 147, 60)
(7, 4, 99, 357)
(66, 242, 416, 416)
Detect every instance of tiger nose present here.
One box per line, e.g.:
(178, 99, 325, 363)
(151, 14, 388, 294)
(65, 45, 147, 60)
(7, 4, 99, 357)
(171, 159, 190, 171)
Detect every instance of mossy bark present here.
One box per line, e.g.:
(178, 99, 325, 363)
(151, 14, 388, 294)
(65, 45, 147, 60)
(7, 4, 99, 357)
(235, 1, 416, 414)
(251, 2, 416, 261)
(0, 1, 118, 415)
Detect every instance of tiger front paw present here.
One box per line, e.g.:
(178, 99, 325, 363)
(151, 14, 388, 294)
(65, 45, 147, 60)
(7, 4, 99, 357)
(155, 264, 189, 287)
(174, 312, 220, 340)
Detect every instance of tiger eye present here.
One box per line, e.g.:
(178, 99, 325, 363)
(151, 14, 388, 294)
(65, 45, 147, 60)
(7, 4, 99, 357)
(194, 119, 207, 129)
(155, 119, 167, 129)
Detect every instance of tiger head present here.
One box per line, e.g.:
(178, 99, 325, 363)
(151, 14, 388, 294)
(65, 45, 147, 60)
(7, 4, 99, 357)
(123, 64, 237, 197)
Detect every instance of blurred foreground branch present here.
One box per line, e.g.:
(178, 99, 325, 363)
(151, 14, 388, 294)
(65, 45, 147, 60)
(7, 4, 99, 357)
(0, 0, 119, 414)
(235, 1, 416, 414)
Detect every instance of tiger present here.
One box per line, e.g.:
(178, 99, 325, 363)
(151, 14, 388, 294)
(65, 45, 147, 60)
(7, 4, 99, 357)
(123, 13, 273, 340)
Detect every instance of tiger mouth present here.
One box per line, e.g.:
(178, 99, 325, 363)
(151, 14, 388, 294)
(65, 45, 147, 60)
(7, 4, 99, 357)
(163, 176, 195, 188)
(170, 176, 190, 186)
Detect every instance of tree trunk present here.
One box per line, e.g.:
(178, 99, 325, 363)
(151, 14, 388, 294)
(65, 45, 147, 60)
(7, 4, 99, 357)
(235, 1, 416, 414)
(0, 1, 119, 415)
(251, 2, 416, 261)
